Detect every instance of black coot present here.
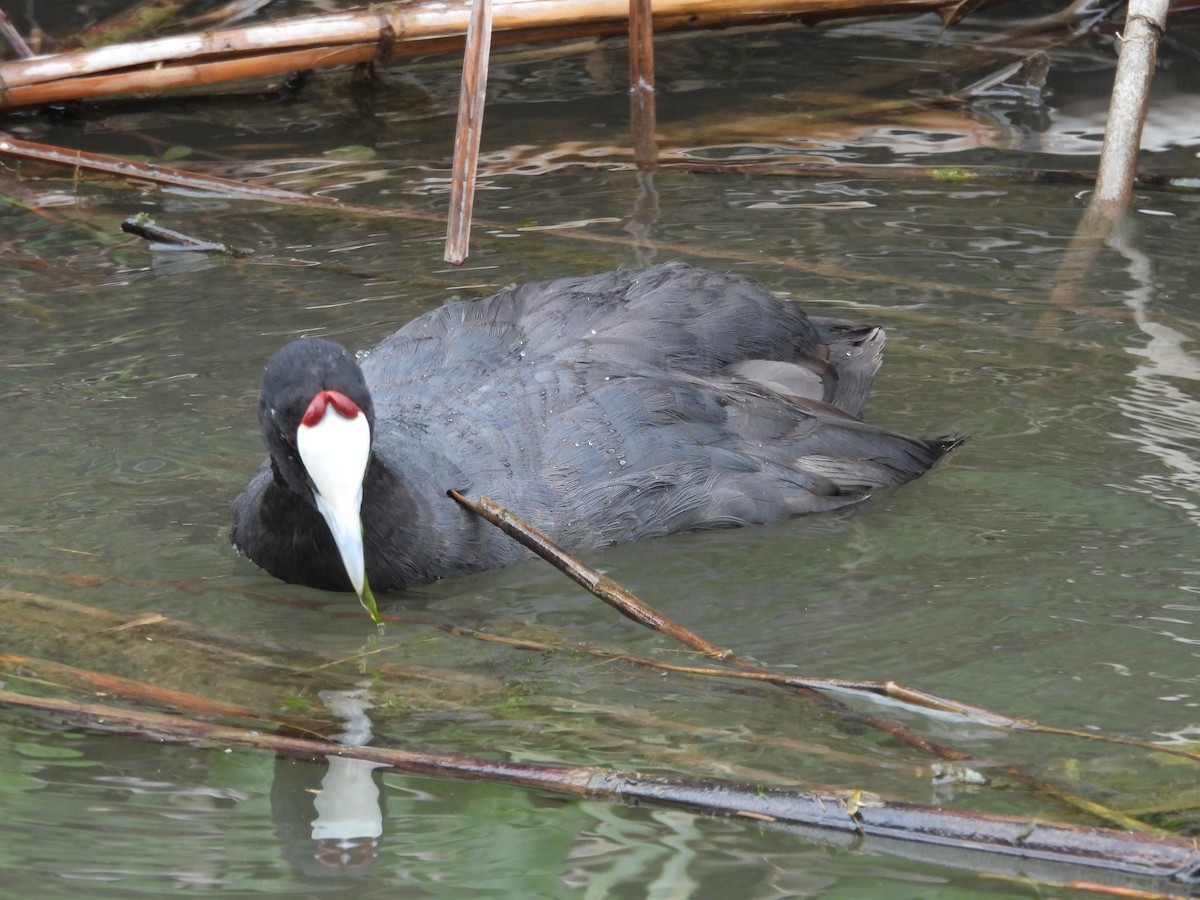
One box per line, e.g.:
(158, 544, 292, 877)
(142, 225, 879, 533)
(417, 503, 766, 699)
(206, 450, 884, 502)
(232, 261, 959, 601)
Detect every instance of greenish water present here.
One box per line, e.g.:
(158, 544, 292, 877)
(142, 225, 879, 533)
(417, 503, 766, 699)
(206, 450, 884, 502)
(3, 3, 1200, 896)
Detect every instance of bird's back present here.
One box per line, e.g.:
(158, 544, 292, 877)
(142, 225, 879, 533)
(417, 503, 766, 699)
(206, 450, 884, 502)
(350, 262, 954, 587)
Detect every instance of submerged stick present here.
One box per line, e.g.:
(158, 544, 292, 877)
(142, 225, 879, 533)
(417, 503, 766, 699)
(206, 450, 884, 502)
(444, 0, 493, 265)
(0, 582, 931, 783)
(4, 561, 1185, 830)
(0, 652, 333, 737)
(67, 0, 200, 50)
(4, 688, 1199, 890)
(121, 214, 250, 255)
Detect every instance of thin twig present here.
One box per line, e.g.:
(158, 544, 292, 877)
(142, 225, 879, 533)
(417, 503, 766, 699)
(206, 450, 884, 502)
(0, 8, 33, 58)
(0, 133, 365, 208)
(384, 611, 1200, 766)
(449, 491, 731, 656)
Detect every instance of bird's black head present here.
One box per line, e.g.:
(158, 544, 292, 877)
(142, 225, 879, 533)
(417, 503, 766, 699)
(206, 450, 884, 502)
(258, 339, 375, 499)
(256, 338, 377, 603)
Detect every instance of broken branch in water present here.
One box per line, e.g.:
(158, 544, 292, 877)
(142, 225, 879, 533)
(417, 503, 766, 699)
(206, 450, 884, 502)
(1051, 0, 1170, 306)
(444, 489, 1200, 819)
(2, 687, 1198, 893)
(1089, 0, 1170, 223)
(449, 489, 731, 656)
(120, 214, 251, 255)
(2, 565, 1188, 832)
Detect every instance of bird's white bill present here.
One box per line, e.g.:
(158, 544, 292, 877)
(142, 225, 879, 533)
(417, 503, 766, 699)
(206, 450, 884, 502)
(297, 403, 371, 597)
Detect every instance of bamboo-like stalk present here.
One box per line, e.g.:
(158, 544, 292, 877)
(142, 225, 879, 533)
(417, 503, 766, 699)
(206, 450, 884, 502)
(628, 0, 658, 170)
(0, 0, 1004, 110)
(444, 0, 494, 265)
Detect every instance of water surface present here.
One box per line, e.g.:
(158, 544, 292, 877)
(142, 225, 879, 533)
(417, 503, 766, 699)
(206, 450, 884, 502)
(3, 3, 1200, 896)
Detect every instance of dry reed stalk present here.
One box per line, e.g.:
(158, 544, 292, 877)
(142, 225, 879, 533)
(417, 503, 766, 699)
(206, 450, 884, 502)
(0, 0, 1004, 109)
(628, 0, 658, 170)
(444, 0, 494, 264)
